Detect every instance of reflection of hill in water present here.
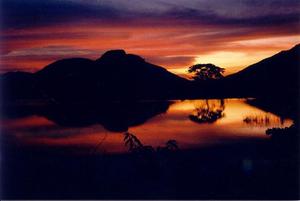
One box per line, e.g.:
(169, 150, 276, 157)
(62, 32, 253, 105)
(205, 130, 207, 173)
(1, 101, 172, 132)
(246, 98, 297, 121)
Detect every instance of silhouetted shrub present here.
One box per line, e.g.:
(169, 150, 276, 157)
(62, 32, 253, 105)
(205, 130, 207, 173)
(124, 132, 179, 154)
(266, 124, 298, 141)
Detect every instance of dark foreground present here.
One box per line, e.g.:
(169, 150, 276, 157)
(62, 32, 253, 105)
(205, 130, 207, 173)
(1, 133, 299, 200)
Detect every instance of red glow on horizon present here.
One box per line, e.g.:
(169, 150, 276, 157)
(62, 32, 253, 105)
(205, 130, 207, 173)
(1, 19, 299, 75)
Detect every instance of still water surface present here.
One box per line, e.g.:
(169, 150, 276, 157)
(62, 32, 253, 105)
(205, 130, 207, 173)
(1, 99, 292, 154)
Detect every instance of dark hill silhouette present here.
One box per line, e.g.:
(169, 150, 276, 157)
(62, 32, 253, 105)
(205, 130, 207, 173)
(92, 50, 190, 101)
(1, 45, 299, 103)
(1, 71, 40, 100)
(1, 50, 190, 103)
(36, 58, 100, 102)
(223, 44, 300, 98)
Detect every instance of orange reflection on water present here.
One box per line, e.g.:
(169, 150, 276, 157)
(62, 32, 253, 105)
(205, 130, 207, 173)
(129, 99, 292, 149)
(1, 99, 293, 154)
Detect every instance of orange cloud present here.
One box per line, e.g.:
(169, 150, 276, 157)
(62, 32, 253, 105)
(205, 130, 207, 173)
(1, 18, 299, 75)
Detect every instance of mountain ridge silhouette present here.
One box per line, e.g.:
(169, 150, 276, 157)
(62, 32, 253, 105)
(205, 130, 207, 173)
(1, 50, 190, 103)
(222, 44, 300, 98)
(1, 44, 299, 103)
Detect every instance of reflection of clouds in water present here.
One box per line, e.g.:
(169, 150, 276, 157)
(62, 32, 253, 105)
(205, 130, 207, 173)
(1, 115, 108, 138)
(1, 99, 294, 153)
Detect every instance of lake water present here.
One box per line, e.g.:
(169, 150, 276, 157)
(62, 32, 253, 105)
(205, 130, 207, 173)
(1, 98, 293, 154)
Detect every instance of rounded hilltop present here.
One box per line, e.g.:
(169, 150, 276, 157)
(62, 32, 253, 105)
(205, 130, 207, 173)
(97, 49, 145, 63)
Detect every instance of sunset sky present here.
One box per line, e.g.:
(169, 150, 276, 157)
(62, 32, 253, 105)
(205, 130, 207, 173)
(1, 0, 300, 76)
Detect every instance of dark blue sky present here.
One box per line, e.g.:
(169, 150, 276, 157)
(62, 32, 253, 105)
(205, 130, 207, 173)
(2, 0, 300, 29)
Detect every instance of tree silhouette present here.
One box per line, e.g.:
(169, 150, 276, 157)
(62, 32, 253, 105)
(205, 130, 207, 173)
(124, 132, 145, 153)
(157, 140, 179, 153)
(189, 99, 225, 123)
(188, 63, 225, 81)
(123, 132, 179, 154)
(165, 140, 179, 151)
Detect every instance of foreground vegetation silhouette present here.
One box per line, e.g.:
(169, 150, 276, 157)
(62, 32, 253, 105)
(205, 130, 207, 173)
(1, 121, 299, 200)
(123, 132, 179, 178)
(266, 123, 298, 142)
(124, 132, 179, 154)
